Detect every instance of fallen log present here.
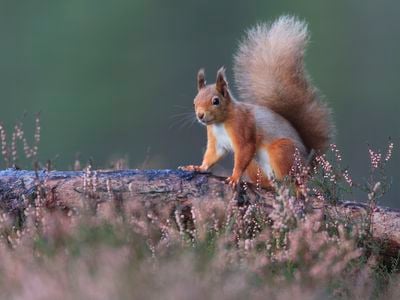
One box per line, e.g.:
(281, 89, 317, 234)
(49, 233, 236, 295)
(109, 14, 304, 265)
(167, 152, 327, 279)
(0, 168, 399, 258)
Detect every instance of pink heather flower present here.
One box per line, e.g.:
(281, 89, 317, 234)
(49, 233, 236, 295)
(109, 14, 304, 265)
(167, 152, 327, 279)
(330, 144, 342, 162)
(343, 169, 353, 187)
(368, 149, 381, 170)
(313, 188, 325, 201)
(315, 154, 336, 183)
(385, 142, 394, 162)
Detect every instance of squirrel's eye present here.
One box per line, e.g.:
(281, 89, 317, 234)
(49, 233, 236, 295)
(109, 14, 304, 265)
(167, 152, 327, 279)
(212, 97, 220, 106)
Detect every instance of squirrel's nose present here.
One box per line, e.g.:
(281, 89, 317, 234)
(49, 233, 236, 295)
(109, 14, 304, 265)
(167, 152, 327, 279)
(197, 112, 205, 120)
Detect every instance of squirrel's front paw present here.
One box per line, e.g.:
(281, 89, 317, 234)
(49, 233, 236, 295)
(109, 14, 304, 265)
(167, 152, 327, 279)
(179, 165, 205, 172)
(226, 176, 240, 188)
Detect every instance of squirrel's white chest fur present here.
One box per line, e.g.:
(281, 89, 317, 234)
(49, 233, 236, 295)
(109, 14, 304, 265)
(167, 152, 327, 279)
(211, 124, 233, 156)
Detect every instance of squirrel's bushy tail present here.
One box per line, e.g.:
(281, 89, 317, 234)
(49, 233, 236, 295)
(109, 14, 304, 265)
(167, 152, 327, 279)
(234, 15, 334, 153)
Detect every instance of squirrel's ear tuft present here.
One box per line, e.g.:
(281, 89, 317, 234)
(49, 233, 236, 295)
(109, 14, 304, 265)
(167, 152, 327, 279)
(197, 68, 206, 91)
(216, 67, 228, 97)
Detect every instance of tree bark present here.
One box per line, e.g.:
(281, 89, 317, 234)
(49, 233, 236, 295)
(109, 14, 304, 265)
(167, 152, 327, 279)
(0, 168, 399, 258)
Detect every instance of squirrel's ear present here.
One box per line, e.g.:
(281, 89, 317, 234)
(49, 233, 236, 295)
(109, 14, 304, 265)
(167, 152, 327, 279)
(216, 67, 228, 97)
(197, 68, 206, 91)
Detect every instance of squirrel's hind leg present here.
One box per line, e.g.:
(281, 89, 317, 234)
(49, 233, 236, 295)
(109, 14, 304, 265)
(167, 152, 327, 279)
(266, 138, 297, 180)
(245, 159, 272, 189)
(246, 139, 300, 192)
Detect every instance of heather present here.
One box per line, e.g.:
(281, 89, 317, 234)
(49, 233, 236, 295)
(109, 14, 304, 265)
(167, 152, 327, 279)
(0, 119, 398, 299)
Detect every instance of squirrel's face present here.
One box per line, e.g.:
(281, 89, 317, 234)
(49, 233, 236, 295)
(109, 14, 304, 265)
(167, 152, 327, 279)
(193, 68, 231, 126)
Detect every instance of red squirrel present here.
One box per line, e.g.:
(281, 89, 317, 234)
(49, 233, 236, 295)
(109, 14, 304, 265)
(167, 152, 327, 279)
(180, 16, 334, 188)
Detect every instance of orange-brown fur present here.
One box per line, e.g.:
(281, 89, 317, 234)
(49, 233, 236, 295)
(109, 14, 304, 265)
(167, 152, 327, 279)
(234, 16, 334, 153)
(224, 110, 256, 185)
(245, 140, 297, 188)
(180, 68, 303, 188)
(266, 139, 296, 179)
(245, 160, 271, 188)
(180, 16, 334, 189)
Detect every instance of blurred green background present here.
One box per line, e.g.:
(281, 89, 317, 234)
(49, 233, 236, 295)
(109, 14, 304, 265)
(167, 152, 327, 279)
(0, 0, 399, 206)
